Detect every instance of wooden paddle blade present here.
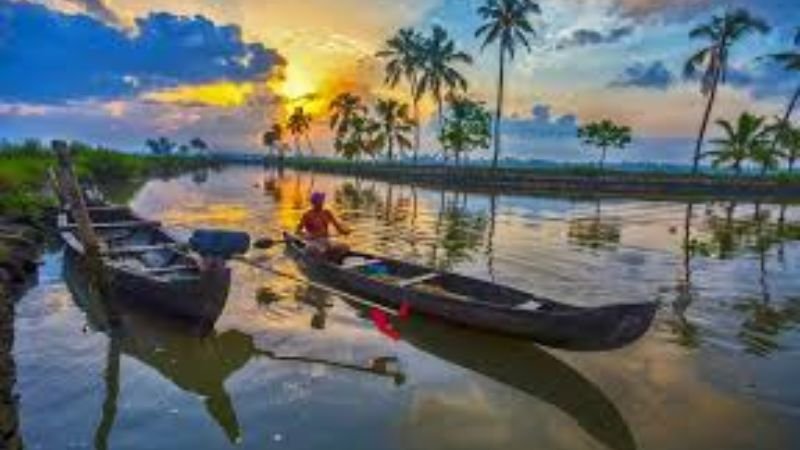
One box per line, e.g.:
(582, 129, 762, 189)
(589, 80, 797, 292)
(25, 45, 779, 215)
(253, 237, 279, 249)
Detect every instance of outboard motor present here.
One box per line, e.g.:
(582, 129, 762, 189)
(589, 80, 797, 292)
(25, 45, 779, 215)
(189, 229, 251, 270)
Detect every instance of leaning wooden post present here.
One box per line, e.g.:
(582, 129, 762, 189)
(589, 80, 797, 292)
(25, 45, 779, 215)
(53, 140, 102, 258)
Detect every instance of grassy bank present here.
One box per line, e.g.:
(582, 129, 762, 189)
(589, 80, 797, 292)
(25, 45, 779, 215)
(270, 157, 800, 200)
(0, 140, 216, 218)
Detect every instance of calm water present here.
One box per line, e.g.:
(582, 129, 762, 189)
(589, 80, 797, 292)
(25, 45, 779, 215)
(14, 166, 800, 449)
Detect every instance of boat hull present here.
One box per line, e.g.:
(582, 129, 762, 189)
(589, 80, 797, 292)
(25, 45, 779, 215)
(284, 232, 656, 351)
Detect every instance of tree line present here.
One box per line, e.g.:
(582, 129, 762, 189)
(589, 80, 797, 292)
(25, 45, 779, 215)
(263, 1, 800, 176)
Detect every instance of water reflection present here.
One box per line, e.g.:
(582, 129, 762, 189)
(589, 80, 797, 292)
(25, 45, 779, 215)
(64, 254, 406, 447)
(567, 199, 622, 250)
(350, 303, 636, 450)
(669, 201, 800, 354)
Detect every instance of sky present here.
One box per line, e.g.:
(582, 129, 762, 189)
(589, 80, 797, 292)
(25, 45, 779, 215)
(0, 0, 798, 162)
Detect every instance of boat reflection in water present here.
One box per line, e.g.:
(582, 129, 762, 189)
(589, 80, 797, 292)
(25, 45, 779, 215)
(63, 254, 405, 449)
(351, 302, 636, 450)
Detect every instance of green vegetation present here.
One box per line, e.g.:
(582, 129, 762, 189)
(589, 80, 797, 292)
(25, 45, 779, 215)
(0, 139, 215, 218)
(475, 0, 541, 169)
(577, 120, 632, 171)
(439, 96, 492, 165)
(684, 9, 770, 174)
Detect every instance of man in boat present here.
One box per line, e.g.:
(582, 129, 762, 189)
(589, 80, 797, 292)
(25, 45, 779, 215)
(296, 192, 351, 261)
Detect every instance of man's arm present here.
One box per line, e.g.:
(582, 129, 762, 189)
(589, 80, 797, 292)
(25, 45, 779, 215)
(326, 210, 350, 235)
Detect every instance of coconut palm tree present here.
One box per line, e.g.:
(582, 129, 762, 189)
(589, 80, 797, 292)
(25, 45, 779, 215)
(329, 93, 366, 137)
(377, 29, 426, 161)
(776, 123, 800, 172)
(764, 27, 800, 146)
(417, 25, 473, 125)
(476, 0, 541, 170)
(684, 9, 769, 174)
(286, 107, 313, 156)
(262, 124, 283, 156)
(374, 99, 414, 161)
(707, 112, 770, 175)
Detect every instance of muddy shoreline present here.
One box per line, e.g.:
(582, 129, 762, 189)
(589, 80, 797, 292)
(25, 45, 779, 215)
(0, 216, 43, 450)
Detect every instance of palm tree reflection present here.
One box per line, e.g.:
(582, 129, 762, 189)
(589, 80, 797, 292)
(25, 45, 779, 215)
(567, 199, 622, 250)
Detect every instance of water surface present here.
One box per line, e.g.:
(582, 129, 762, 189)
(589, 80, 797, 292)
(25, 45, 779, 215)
(15, 166, 800, 449)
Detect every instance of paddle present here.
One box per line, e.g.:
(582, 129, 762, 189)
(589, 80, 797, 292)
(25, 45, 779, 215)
(252, 236, 286, 250)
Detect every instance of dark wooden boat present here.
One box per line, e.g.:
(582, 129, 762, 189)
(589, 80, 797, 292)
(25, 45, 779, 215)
(284, 232, 657, 351)
(59, 204, 231, 327)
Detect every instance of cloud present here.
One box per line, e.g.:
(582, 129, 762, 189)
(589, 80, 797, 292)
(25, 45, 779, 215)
(557, 26, 634, 49)
(63, 0, 121, 25)
(722, 63, 797, 101)
(0, 2, 285, 104)
(503, 104, 579, 138)
(610, 61, 674, 90)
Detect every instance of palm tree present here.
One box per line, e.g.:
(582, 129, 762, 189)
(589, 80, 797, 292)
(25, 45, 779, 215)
(707, 112, 770, 175)
(476, 0, 541, 170)
(262, 124, 283, 156)
(374, 99, 414, 161)
(775, 123, 800, 172)
(286, 107, 313, 156)
(417, 25, 473, 125)
(329, 93, 366, 137)
(764, 27, 800, 147)
(377, 29, 426, 162)
(189, 137, 208, 153)
(684, 9, 769, 174)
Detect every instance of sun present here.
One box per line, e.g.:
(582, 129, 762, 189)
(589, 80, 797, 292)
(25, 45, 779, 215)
(275, 64, 317, 101)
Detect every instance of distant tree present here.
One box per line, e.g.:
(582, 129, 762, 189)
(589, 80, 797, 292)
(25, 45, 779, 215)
(178, 144, 190, 155)
(439, 96, 492, 165)
(286, 107, 314, 156)
(189, 137, 208, 153)
(377, 28, 427, 161)
(262, 124, 283, 156)
(763, 27, 800, 149)
(145, 137, 176, 155)
(374, 98, 414, 161)
(684, 9, 769, 174)
(417, 25, 473, 125)
(577, 120, 632, 170)
(706, 112, 770, 175)
(475, 0, 541, 170)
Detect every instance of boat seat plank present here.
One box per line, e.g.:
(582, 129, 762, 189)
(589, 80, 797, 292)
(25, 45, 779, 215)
(103, 243, 180, 256)
(396, 273, 439, 287)
(59, 220, 161, 231)
(137, 265, 196, 275)
(341, 259, 383, 270)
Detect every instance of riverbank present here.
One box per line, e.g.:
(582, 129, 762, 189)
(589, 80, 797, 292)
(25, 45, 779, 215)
(0, 141, 218, 297)
(269, 157, 800, 201)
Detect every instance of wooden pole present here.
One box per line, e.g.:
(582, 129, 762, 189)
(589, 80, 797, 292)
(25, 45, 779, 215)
(52, 140, 102, 257)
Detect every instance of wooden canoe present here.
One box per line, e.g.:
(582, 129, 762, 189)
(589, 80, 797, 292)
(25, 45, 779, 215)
(58, 204, 231, 327)
(283, 232, 657, 351)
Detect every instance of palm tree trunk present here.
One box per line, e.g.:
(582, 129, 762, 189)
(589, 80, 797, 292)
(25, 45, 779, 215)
(411, 79, 420, 165)
(790, 157, 796, 173)
(600, 146, 608, 171)
(783, 84, 800, 125)
(492, 49, 506, 171)
(692, 66, 722, 175)
(388, 138, 394, 162)
(771, 84, 800, 152)
(305, 134, 315, 156)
